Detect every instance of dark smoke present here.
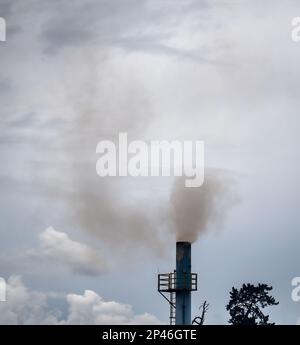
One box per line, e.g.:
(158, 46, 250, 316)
(55, 51, 238, 259)
(170, 170, 238, 242)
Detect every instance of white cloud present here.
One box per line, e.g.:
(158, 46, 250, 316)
(61, 290, 160, 325)
(0, 276, 160, 325)
(0, 276, 58, 325)
(0, 227, 108, 277)
(36, 227, 108, 275)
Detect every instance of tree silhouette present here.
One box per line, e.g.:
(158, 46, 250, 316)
(226, 283, 279, 325)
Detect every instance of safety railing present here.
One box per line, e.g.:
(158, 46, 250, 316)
(158, 272, 197, 292)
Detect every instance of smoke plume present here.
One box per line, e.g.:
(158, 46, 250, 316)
(52, 50, 238, 258)
(170, 170, 238, 242)
(56, 49, 168, 257)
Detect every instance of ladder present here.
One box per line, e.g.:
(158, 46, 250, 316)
(169, 291, 176, 325)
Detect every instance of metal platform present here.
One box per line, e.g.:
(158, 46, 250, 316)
(158, 271, 197, 325)
(158, 272, 197, 292)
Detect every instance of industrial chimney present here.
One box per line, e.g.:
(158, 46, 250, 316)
(158, 241, 197, 325)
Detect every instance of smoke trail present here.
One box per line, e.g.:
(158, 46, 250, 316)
(170, 170, 238, 242)
(53, 50, 238, 258)
(56, 49, 168, 257)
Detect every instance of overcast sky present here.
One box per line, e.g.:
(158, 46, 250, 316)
(0, 0, 300, 324)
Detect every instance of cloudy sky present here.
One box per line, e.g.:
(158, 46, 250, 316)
(0, 0, 300, 324)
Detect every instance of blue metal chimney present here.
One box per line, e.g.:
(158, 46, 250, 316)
(158, 241, 197, 325)
(175, 241, 191, 325)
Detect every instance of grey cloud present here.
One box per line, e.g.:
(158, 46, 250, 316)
(38, 0, 218, 60)
(0, 78, 11, 93)
(39, 0, 147, 54)
(0, 0, 14, 17)
(2, 111, 38, 128)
